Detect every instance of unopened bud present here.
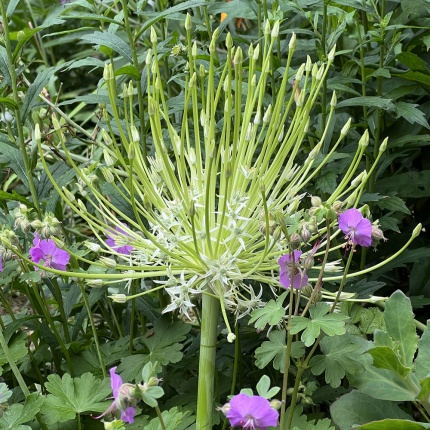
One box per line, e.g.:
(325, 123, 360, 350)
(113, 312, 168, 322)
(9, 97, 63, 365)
(84, 241, 101, 252)
(379, 137, 388, 152)
(359, 130, 369, 147)
(311, 196, 322, 207)
(316, 64, 325, 81)
(234, 47, 243, 66)
(341, 118, 351, 136)
(86, 279, 104, 288)
(227, 333, 236, 343)
(289, 32, 296, 51)
(253, 43, 260, 60)
(330, 92, 337, 107)
(103, 63, 114, 81)
(289, 233, 301, 249)
(185, 13, 192, 31)
(302, 254, 315, 269)
(263, 105, 272, 123)
(264, 20, 271, 35)
(100, 257, 117, 268)
(226, 33, 233, 49)
(150, 26, 157, 44)
(328, 44, 336, 61)
(34, 123, 41, 142)
(271, 21, 280, 38)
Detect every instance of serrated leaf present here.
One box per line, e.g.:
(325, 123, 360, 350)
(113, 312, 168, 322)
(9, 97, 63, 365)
(395, 102, 430, 129)
(376, 195, 411, 214)
(0, 393, 44, 429)
(0, 142, 31, 188)
(337, 96, 395, 111)
(80, 32, 133, 64)
(330, 390, 412, 430)
(0, 47, 12, 88)
(315, 171, 337, 194)
(254, 330, 304, 372)
(384, 290, 418, 368)
(249, 291, 287, 330)
(358, 307, 385, 334)
(42, 373, 111, 424)
(376, 171, 430, 198)
(368, 346, 411, 378)
(143, 407, 194, 430)
(119, 318, 190, 381)
(309, 334, 368, 388)
(21, 63, 72, 121)
(0, 336, 28, 369)
(290, 303, 349, 347)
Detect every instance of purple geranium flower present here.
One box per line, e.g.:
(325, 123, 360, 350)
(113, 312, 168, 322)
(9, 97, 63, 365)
(106, 225, 133, 255)
(338, 208, 372, 247)
(0, 255, 3, 272)
(29, 237, 70, 271)
(94, 367, 136, 424)
(227, 393, 279, 430)
(278, 250, 308, 290)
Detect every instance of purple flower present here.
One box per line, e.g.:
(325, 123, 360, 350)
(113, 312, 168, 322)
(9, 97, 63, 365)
(0, 255, 3, 272)
(278, 251, 308, 290)
(94, 367, 136, 423)
(338, 208, 372, 247)
(29, 237, 70, 271)
(227, 393, 278, 430)
(106, 225, 133, 255)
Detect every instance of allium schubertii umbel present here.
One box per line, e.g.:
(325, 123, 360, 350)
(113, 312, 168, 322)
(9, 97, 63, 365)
(28, 17, 422, 429)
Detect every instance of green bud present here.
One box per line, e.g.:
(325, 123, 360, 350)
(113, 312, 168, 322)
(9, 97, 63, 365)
(234, 47, 243, 66)
(330, 91, 337, 107)
(412, 223, 422, 238)
(146, 49, 152, 65)
(341, 118, 351, 136)
(103, 63, 114, 81)
(328, 44, 336, 61)
(264, 20, 271, 35)
(253, 43, 260, 60)
(34, 123, 41, 142)
(185, 13, 192, 31)
(271, 20, 280, 38)
(359, 130, 369, 147)
(226, 33, 233, 49)
(289, 32, 296, 51)
(379, 137, 388, 152)
(100, 257, 117, 268)
(150, 26, 157, 44)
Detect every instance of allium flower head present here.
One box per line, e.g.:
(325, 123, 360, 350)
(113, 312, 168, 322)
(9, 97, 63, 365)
(338, 208, 372, 247)
(278, 250, 308, 289)
(94, 367, 136, 424)
(106, 225, 134, 255)
(226, 393, 279, 430)
(29, 236, 70, 271)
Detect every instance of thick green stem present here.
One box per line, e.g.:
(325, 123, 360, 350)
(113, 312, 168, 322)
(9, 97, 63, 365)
(196, 293, 220, 429)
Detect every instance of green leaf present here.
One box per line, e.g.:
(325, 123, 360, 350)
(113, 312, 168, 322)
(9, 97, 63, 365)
(255, 375, 280, 399)
(0, 393, 44, 429)
(0, 382, 12, 403)
(0, 190, 33, 207)
(119, 317, 191, 381)
(416, 377, 430, 404)
(0, 46, 12, 87)
(143, 407, 194, 430)
(42, 373, 111, 424)
(80, 32, 133, 64)
(249, 291, 287, 330)
(394, 102, 430, 129)
(367, 346, 411, 378)
(355, 419, 430, 430)
(330, 390, 413, 430)
(309, 334, 368, 388)
(337, 96, 395, 111)
(396, 52, 428, 72)
(254, 330, 304, 372)
(375, 195, 411, 215)
(0, 335, 28, 370)
(315, 171, 338, 194)
(289, 303, 349, 347)
(0, 142, 31, 188)
(21, 63, 71, 121)
(348, 364, 418, 401)
(384, 290, 418, 368)
(414, 322, 430, 380)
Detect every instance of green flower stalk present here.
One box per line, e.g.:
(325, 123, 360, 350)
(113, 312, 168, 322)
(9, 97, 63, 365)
(32, 20, 386, 428)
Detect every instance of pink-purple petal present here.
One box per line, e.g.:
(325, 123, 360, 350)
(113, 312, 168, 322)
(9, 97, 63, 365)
(110, 367, 123, 398)
(227, 393, 278, 429)
(121, 406, 136, 424)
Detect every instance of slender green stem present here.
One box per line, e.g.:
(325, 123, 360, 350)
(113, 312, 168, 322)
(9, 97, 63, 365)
(155, 406, 167, 430)
(196, 293, 220, 429)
